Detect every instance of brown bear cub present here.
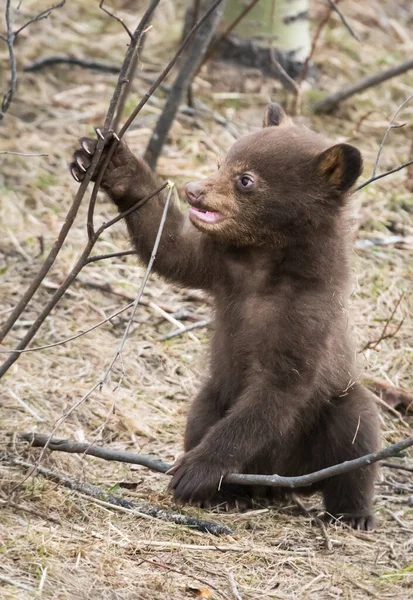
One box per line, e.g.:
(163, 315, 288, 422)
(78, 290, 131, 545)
(71, 104, 380, 530)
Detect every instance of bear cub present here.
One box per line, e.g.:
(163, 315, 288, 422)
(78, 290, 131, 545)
(71, 103, 380, 530)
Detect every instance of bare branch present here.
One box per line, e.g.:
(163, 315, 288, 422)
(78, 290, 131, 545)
(1, 0, 17, 120)
(326, 0, 359, 41)
(0, 183, 166, 375)
(380, 461, 413, 473)
(85, 250, 136, 264)
(162, 318, 212, 340)
(313, 58, 413, 114)
(99, 0, 133, 40)
(24, 56, 120, 74)
(0, 151, 48, 156)
(20, 432, 413, 489)
(292, 494, 332, 551)
(13, 0, 65, 37)
(10, 188, 172, 490)
(360, 292, 405, 352)
(7, 457, 232, 536)
(354, 94, 413, 191)
(356, 159, 413, 191)
(0, 302, 133, 354)
(371, 94, 413, 179)
(0, 0, 160, 351)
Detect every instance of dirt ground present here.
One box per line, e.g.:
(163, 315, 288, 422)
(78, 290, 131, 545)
(1, 1, 412, 598)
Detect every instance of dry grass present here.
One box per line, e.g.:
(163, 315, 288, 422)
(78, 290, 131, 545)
(1, 0, 412, 598)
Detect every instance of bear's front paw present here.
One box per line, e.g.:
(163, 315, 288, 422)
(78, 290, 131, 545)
(168, 450, 226, 504)
(69, 129, 141, 202)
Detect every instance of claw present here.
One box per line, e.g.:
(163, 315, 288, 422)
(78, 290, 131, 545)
(70, 165, 80, 182)
(80, 139, 93, 155)
(76, 157, 87, 172)
(112, 132, 120, 141)
(95, 127, 105, 140)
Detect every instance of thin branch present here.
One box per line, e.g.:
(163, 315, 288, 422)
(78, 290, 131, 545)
(13, 0, 65, 37)
(85, 250, 136, 264)
(11, 187, 172, 490)
(24, 56, 120, 74)
(380, 461, 413, 474)
(20, 432, 413, 489)
(6, 457, 232, 536)
(0, 151, 48, 156)
(292, 493, 332, 551)
(1, 0, 17, 120)
(228, 571, 243, 600)
(99, 0, 133, 40)
(0, 302, 133, 354)
(0, 183, 166, 374)
(360, 292, 404, 352)
(0, 0, 159, 347)
(326, 0, 359, 41)
(371, 94, 413, 179)
(313, 58, 413, 114)
(162, 318, 212, 340)
(355, 159, 413, 191)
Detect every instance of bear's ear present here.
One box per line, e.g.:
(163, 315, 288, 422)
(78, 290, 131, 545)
(262, 103, 290, 128)
(315, 143, 363, 192)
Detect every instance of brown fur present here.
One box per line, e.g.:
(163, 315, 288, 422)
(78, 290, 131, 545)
(71, 104, 380, 530)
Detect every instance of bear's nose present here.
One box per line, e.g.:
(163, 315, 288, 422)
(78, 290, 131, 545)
(185, 181, 204, 205)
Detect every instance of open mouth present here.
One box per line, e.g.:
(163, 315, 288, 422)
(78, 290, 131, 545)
(189, 206, 224, 224)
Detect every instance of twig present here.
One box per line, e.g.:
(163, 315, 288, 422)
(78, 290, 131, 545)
(381, 461, 413, 474)
(99, 0, 133, 39)
(292, 494, 332, 551)
(326, 0, 359, 41)
(144, 0, 227, 169)
(5, 457, 232, 536)
(85, 250, 136, 264)
(228, 570, 243, 600)
(162, 319, 212, 340)
(356, 159, 413, 191)
(0, 302, 133, 354)
(20, 433, 413, 489)
(360, 292, 404, 351)
(366, 377, 413, 414)
(24, 56, 120, 74)
(10, 186, 171, 491)
(0, 0, 159, 349)
(0, 151, 48, 156)
(313, 58, 413, 114)
(0, 184, 166, 372)
(371, 94, 413, 179)
(0, 0, 65, 120)
(13, 0, 65, 37)
(8, 390, 45, 421)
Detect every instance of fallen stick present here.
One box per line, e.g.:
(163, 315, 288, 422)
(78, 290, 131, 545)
(313, 58, 413, 114)
(21, 432, 413, 489)
(5, 457, 232, 536)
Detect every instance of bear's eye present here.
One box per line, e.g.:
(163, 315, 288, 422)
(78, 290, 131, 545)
(238, 174, 254, 190)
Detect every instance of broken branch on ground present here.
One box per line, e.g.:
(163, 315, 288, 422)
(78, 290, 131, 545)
(20, 432, 413, 489)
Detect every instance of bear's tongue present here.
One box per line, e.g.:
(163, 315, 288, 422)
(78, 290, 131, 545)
(190, 206, 222, 223)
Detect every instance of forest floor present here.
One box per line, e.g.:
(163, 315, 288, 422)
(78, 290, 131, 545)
(0, 1, 412, 598)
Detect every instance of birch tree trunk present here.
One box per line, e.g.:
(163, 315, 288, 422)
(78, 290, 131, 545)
(185, 0, 311, 81)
